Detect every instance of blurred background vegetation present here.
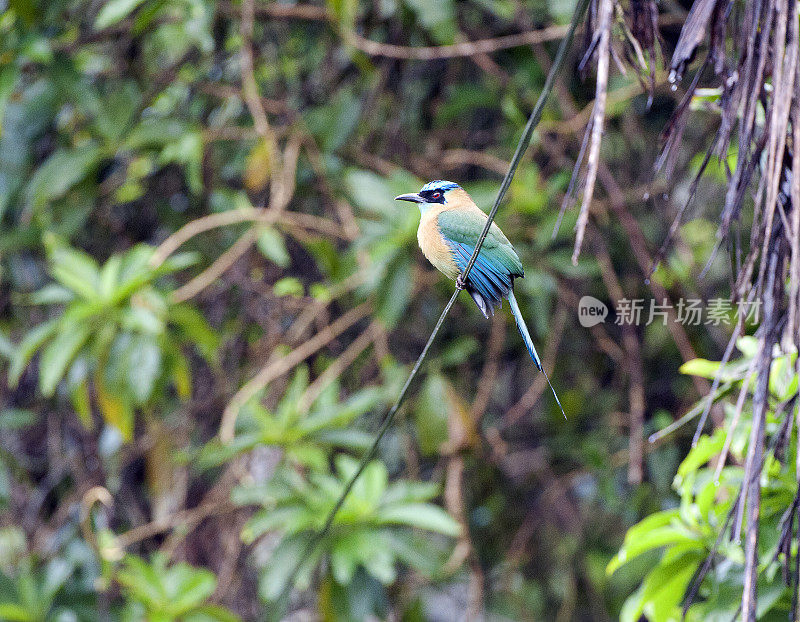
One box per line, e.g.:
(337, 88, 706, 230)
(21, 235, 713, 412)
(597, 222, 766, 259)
(1, 0, 797, 619)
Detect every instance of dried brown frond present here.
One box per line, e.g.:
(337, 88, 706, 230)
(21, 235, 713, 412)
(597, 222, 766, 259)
(571, 0, 800, 617)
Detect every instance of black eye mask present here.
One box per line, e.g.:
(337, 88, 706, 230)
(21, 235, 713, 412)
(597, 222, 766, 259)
(419, 190, 446, 203)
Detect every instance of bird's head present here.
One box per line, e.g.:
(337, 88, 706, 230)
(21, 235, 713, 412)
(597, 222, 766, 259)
(395, 180, 464, 212)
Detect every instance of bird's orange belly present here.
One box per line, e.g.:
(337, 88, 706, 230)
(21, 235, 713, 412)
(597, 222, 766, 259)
(418, 214, 460, 280)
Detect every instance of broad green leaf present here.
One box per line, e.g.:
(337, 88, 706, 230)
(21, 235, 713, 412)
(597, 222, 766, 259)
(124, 119, 189, 150)
(94, 80, 140, 142)
(124, 334, 162, 404)
(100, 254, 122, 300)
(679, 358, 721, 379)
(169, 304, 219, 360)
(736, 336, 758, 357)
(41, 558, 71, 602)
(26, 284, 74, 305)
(117, 555, 165, 608)
(256, 228, 290, 267)
(620, 552, 699, 622)
(438, 336, 479, 367)
(330, 536, 360, 585)
(345, 169, 397, 217)
(121, 305, 164, 335)
(25, 145, 102, 211)
(159, 131, 203, 194)
(285, 444, 328, 470)
(168, 568, 216, 613)
(404, 0, 455, 42)
(242, 507, 309, 543)
(48, 246, 102, 300)
(8, 319, 60, 387)
(363, 546, 396, 584)
(676, 428, 726, 482)
(351, 460, 388, 504)
(273, 277, 304, 297)
(607, 524, 699, 576)
(257, 536, 311, 601)
(608, 509, 681, 568)
(94, 0, 147, 29)
(157, 251, 200, 276)
(386, 530, 449, 577)
(299, 388, 381, 434)
(311, 429, 373, 451)
(381, 480, 439, 505)
(377, 504, 461, 537)
(39, 323, 92, 396)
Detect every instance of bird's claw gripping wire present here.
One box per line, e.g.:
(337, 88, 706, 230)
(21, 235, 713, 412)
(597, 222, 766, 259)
(455, 273, 467, 291)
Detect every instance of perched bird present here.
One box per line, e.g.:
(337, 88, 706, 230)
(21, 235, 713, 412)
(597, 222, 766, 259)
(396, 180, 564, 416)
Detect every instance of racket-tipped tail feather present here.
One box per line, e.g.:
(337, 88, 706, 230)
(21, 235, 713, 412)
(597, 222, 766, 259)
(508, 291, 566, 418)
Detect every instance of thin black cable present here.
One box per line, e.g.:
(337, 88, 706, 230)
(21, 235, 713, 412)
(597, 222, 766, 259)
(275, 0, 591, 609)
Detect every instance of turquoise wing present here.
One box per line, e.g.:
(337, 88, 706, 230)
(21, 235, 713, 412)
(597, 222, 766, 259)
(436, 210, 524, 317)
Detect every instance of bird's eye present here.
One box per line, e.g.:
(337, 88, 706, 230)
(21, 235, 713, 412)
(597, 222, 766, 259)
(432, 191, 441, 199)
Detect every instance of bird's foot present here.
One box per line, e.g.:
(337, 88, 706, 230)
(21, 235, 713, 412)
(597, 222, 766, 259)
(455, 273, 466, 290)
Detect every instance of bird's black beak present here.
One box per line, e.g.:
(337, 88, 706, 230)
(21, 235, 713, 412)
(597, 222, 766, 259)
(395, 193, 424, 203)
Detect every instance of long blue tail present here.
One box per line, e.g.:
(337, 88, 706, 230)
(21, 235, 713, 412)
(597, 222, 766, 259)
(508, 290, 565, 418)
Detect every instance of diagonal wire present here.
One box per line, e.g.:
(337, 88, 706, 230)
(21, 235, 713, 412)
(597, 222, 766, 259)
(276, 0, 591, 608)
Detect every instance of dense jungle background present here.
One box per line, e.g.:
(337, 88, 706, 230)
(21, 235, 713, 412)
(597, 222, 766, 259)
(2, 0, 800, 619)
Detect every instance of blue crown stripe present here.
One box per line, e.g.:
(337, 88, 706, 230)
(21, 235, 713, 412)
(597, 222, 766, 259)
(420, 180, 460, 193)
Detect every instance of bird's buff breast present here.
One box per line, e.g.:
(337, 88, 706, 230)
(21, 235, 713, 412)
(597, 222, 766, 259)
(418, 209, 460, 280)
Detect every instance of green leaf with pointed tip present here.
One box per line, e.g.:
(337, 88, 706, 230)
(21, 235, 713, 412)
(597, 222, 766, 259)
(39, 323, 92, 397)
(8, 319, 60, 388)
(124, 334, 162, 405)
(619, 551, 700, 622)
(676, 428, 726, 482)
(27, 284, 74, 306)
(679, 358, 722, 379)
(167, 567, 216, 613)
(169, 303, 219, 361)
(377, 504, 461, 537)
(48, 246, 102, 300)
(256, 227, 290, 267)
(25, 145, 102, 211)
(94, 0, 146, 29)
(100, 254, 122, 300)
(607, 521, 699, 576)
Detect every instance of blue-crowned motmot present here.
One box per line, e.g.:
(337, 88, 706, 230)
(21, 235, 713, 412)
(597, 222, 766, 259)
(396, 180, 564, 416)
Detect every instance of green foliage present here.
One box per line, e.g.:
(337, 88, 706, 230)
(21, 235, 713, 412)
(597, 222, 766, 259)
(0, 526, 97, 622)
(117, 554, 241, 622)
(610, 339, 800, 621)
(0, 557, 88, 621)
(0, 0, 756, 617)
(234, 455, 460, 603)
(346, 168, 421, 328)
(9, 239, 211, 437)
(198, 366, 378, 470)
